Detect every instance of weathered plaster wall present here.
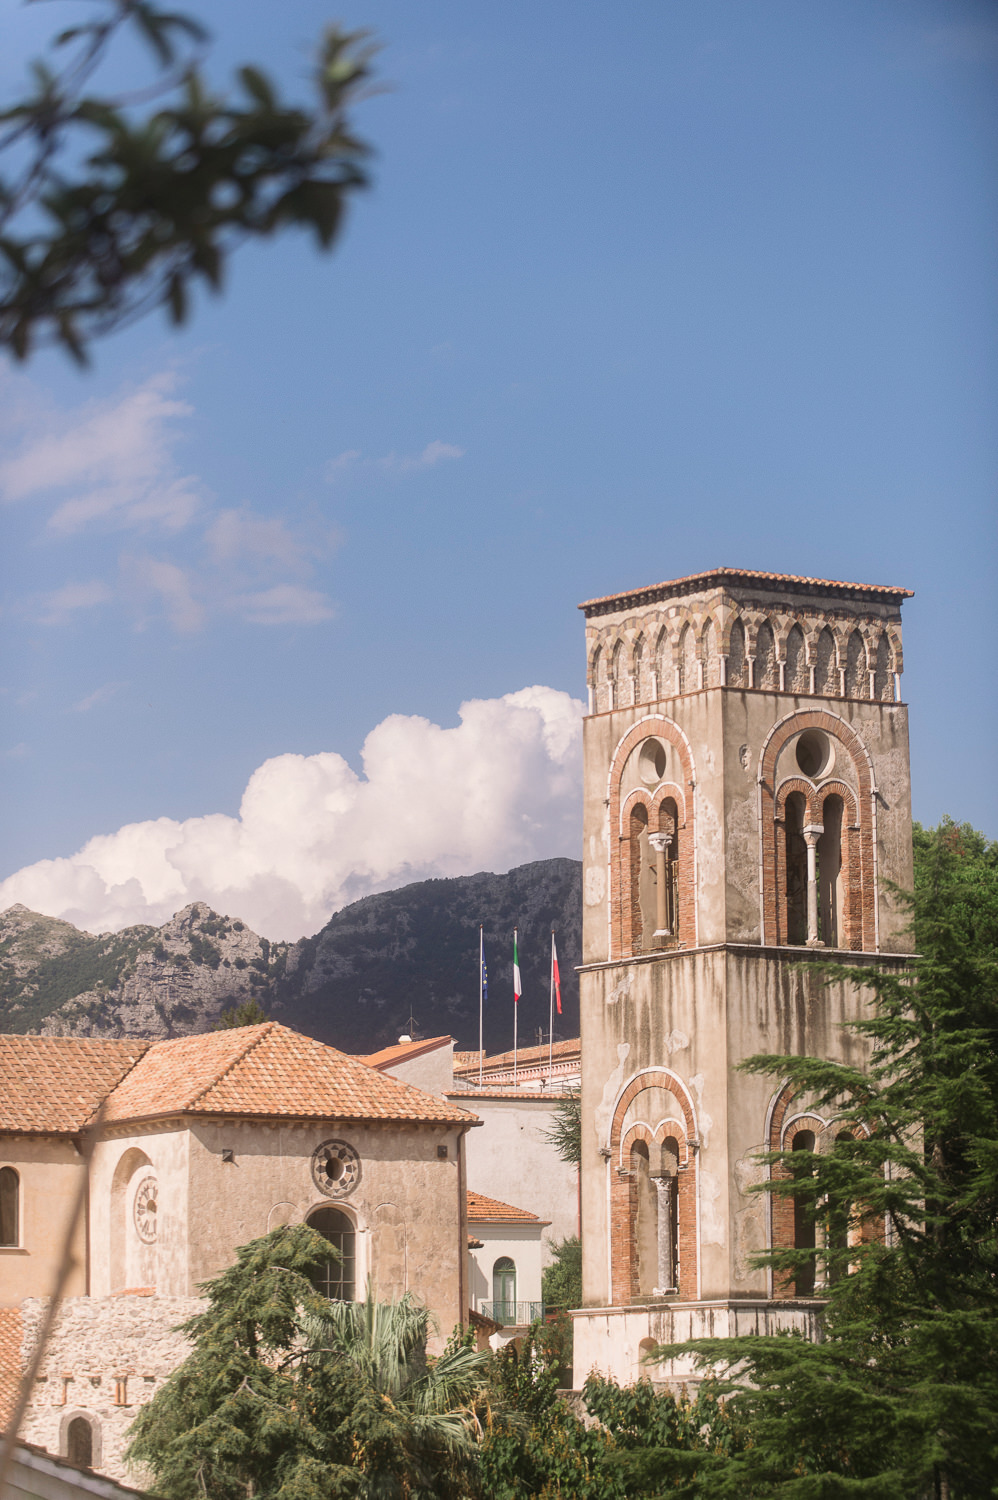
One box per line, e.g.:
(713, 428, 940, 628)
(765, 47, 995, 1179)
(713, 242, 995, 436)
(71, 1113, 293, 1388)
(0, 1138, 87, 1305)
(460, 1096, 579, 1258)
(89, 1126, 190, 1298)
(380, 1043, 455, 1098)
(184, 1117, 468, 1340)
(18, 1293, 199, 1486)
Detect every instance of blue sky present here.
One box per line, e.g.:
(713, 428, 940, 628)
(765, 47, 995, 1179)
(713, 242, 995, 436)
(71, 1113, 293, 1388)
(1, 0, 996, 937)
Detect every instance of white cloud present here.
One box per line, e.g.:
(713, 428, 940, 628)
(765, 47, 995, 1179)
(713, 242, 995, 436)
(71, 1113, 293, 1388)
(122, 554, 204, 632)
(228, 584, 336, 626)
(71, 682, 126, 713)
(206, 509, 310, 569)
(0, 371, 204, 534)
(38, 580, 113, 623)
(324, 440, 464, 482)
(0, 686, 584, 940)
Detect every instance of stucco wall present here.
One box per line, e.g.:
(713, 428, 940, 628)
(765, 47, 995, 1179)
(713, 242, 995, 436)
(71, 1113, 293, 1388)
(88, 1116, 469, 1344)
(380, 1043, 455, 1098)
(0, 1138, 87, 1306)
(460, 1095, 579, 1258)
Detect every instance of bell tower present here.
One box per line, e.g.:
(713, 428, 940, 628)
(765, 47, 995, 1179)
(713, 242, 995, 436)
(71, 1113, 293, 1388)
(572, 568, 914, 1385)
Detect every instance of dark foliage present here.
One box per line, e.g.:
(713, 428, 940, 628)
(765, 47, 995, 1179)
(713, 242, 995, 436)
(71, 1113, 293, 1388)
(1, 2, 375, 362)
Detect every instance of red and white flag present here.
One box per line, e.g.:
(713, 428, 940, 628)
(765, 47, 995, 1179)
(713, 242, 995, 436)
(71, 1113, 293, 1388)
(551, 932, 562, 1015)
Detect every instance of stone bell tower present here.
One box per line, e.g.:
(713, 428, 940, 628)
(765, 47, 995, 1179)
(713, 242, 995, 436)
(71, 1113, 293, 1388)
(571, 568, 914, 1386)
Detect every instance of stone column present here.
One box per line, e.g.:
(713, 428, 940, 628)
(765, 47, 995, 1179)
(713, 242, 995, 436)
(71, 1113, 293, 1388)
(648, 832, 673, 938)
(804, 825, 823, 946)
(652, 1174, 677, 1295)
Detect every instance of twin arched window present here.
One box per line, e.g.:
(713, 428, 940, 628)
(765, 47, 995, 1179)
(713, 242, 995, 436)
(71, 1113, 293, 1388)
(0, 1166, 18, 1247)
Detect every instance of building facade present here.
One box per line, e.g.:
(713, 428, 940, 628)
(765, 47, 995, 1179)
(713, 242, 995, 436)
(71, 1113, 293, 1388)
(1, 1024, 477, 1482)
(572, 568, 914, 1384)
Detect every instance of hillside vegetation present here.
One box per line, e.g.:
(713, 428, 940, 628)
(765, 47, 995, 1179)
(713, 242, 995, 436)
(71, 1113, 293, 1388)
(0, 859, 582, 1053)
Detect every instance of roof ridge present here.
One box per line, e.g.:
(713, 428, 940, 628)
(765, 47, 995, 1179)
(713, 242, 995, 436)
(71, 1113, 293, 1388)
(82, 1039, 152, 1127)
(184, 1021, 278, 1111)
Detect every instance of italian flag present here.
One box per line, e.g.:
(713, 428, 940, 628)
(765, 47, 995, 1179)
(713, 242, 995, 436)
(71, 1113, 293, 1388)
(513, 929, 522, 1004)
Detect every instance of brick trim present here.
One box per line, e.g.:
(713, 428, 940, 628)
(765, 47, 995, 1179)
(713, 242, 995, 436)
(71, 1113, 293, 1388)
(759, 710, 877, 951)
(608, 1070, 699, 1304)
(607, 718, 697, 959)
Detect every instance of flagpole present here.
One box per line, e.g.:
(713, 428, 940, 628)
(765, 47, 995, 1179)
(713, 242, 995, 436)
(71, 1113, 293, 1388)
(548, 929, 555, 1078)
(513, 926, 518, 1089)
(478, 925, 484, 1088)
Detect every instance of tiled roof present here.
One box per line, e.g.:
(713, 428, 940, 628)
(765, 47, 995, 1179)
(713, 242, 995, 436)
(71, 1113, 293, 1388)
(0, 1308, 22, 1427)
(102, 1023, 477, 1126)
(467, 1189, 545, 1223)
(456, 1037, 580, 1073)
(362, 1035, 452, 1069)
(447, 1087, 574, 1101)
(0, 1036, 149, 1134)
(579, 567, 914, 613)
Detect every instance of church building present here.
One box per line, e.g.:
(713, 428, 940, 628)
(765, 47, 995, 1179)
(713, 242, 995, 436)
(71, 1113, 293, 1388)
(572, 568, 914, 1384)
(0, 1022, 477, 1481)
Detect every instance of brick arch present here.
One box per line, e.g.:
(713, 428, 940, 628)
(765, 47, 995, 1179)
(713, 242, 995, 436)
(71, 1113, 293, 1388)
(609, 1069, 699, 1304)
(766, 1082, 882, 1297)
(607, 717, 698, 958)
(759, 710, 877, 950)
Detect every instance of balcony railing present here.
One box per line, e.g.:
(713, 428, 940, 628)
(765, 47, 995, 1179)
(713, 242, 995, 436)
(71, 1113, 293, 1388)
(479, 1300, 544, 1327)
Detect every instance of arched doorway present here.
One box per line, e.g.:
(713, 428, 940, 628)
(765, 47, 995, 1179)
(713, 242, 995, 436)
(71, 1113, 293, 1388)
(66, 1416, 95, 1468)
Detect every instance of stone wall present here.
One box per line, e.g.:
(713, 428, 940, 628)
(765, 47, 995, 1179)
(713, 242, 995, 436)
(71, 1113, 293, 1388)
(18, 1292, 200, 1485)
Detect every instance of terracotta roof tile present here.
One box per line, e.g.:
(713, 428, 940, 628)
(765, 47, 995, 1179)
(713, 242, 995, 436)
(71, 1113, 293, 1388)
(0, 1036, 149, 1134)
(102, 1023, 477, 1126)
(579, 567, 914, 613)
(467, 1189, 544, 1222)
(0, 1308, 22, 1426)
(448, 1087, 574, 1101)
(456, 1037, 580, 1073)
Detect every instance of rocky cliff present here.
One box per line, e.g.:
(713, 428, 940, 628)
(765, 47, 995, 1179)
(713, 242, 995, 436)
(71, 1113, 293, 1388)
(0, 858, 582, 1053)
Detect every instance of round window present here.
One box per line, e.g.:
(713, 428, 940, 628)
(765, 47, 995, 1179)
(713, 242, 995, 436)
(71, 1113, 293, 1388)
(795, 729, 833, 780)
(311, 1139, 360, 1198)
(638, 739, 667, 785)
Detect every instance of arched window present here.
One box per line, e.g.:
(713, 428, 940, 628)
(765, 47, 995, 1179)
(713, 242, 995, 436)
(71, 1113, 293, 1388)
(0, 1167, 18, 1247)
(632, 638, 645, 705)
(308, 1207, 356, 1301)
(67, 1416, 94, 1468)
(874, 635, 893, 701)
(727, 618, 747, 688)
(630, 1141, 657, 1297)
(492, 1257, 516, 1322)
(791, 1131, 817, 1296)
(654, 628, 669, 700)
(679, 624, 696, 693)
(702, 619, 719, 687)
(785, 624, 808, 694)
(814, 627, 837, 696)
(784, 792, 808, 945)
(817, 794, 844, 948)
(845, 629, 867, 698)
(755, 620, 777, 690)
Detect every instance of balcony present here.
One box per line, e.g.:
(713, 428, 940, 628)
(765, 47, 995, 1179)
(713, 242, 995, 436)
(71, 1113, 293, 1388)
(479, 1300, 544, 1327)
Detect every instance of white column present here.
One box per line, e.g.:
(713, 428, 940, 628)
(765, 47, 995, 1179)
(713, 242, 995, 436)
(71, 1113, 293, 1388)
(652, 1174, 677, 1294)
(648, 832, 674, 938)
(804, 825, 823, 946)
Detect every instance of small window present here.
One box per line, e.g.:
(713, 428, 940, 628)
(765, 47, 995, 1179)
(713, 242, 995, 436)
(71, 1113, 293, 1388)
(791, 1131, 817, 1296)
(307, 1207, 356, 1301)
(492, 1257, 516, 1322)
(0, 1167, 18, 1247)
(67, 1416, 94, 1468)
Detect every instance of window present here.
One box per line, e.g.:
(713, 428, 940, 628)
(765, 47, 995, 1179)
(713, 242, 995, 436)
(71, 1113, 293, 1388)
(784, 792, 808, 945)
(308, 1207, 356, 1301)
(0, 1167, 18, 1246)
(67, 1416, 94, 1468)
(791, 1131, 817, 1296)
(817, 794, 844, 948)
(492, 1257, 516, 1322)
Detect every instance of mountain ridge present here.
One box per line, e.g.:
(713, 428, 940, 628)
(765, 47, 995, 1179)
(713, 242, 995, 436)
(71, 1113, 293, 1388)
(0, 858, 582, 1054)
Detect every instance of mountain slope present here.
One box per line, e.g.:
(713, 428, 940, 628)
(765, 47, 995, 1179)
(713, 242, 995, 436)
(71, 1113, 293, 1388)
(0, 859, 582, 1053)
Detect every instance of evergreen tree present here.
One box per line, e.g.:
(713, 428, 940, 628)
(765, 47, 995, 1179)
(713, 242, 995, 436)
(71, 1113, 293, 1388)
(650, 819, 998, 1497)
